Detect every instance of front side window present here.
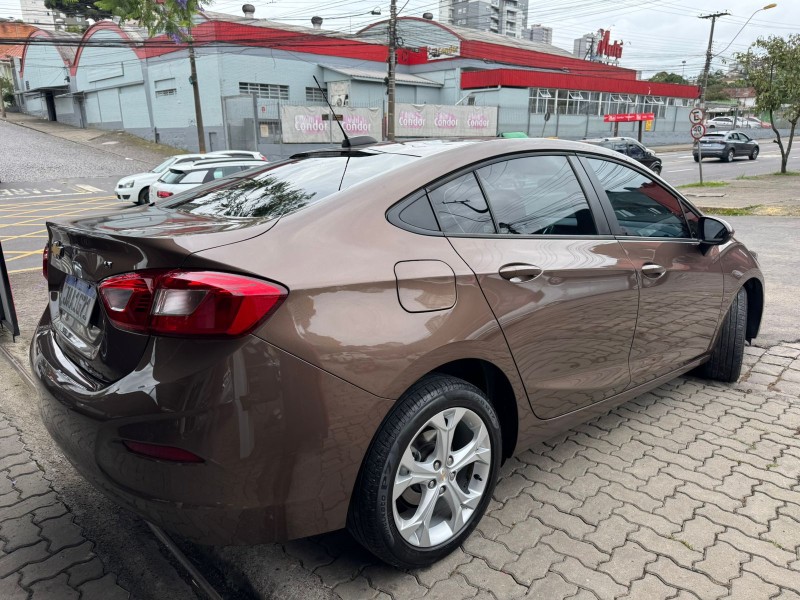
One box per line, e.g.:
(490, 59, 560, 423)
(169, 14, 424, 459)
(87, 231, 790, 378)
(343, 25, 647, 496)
(427, 173, 494, 235)
(627, 143, 645, 158)
(586, 158, 691, 238)
(477, 155, 597, 236)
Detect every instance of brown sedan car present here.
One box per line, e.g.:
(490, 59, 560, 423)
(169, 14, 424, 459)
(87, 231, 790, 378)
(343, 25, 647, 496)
(32, 138, 764, 568)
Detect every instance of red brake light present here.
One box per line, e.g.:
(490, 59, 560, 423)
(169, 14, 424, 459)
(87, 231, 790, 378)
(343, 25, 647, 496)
(42, 244, 49, 280)
(123, 441, 204, 463)
(156, 190, 173, 198)
(98, 270, 287, 338)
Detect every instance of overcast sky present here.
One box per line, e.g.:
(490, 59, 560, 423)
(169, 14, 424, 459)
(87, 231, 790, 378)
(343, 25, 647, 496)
(3, 0, 797, 77)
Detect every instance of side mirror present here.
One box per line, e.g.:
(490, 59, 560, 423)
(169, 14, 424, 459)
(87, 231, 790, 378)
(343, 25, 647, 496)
(699, 216, 734, 245)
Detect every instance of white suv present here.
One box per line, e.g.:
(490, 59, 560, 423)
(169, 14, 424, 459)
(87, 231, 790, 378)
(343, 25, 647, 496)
(149, 158, 266, 202)
(115, 151, 266, 204)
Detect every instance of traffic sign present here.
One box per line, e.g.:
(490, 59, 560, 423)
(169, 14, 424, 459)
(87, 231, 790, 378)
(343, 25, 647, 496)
(689, 108, 705, 125)
(691, 124, 706, 140)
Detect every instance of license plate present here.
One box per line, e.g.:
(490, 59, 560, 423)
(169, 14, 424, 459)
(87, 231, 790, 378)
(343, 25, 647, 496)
(60, 275, 97, 327)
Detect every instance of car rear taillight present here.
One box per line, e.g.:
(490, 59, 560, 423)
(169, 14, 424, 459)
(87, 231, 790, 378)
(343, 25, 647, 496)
(98, 270, 287, 338)
(42, 244, 49, 280)
(156, 191, 173, 198)
(123, 441, 204, 463)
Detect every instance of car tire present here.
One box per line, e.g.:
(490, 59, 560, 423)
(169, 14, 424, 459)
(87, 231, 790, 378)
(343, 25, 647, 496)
(348, 374, 502, 569)
(137, 188, 149, 205)
(723, 148, 735, 163)
(749, 147, 759, 160)
(693, 155, 700, 163)
(651, 164, 662, 175)
(695, 287, 747, 383)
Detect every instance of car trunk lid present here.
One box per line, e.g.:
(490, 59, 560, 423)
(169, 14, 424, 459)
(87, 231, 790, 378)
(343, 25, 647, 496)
(46, 206, 277, 383)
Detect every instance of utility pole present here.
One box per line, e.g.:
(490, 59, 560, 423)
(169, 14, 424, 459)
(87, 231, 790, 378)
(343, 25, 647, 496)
(0, 76, 6, 119)
(699, 12, 729, 107)
(187, 38, 206, 153)
(386, 0, 397, 141)
(697, 11, 729, 184)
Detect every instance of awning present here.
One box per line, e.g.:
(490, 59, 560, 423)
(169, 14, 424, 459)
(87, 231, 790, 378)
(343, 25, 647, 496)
(321, 65, 442, 88)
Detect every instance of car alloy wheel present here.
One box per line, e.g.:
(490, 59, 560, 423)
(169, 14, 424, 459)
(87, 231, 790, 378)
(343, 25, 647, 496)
(392, 406, 492, 547)
(348, 375, 501, 568)
(749, 148, 759, 160)
(725, 149, 735, 162)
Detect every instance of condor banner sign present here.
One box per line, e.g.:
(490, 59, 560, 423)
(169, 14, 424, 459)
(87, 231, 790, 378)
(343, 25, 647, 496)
(280, 106, 382, 143)
(395, 104, 498, 138)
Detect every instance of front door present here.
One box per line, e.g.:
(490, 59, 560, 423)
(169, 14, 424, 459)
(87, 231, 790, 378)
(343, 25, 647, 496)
(427, 154, 640, 420)
(581, 156, 724, 386)
(44, 92, 57, 122)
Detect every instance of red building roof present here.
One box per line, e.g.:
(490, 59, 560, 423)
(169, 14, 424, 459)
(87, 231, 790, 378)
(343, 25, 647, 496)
(462, 68, 699, 99)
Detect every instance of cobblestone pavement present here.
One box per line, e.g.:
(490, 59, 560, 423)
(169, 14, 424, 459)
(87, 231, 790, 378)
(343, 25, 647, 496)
(0, 416, 130, 598)
(269, 342, 800, 600)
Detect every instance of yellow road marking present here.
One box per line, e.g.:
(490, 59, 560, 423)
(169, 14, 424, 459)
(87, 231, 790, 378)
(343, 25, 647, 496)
(0, 204, 125, 230)
(4, 249, 42, 262)
(0, 230, 47, 242)
(7, 266, 42, 274)
(0, 195, 116, 208)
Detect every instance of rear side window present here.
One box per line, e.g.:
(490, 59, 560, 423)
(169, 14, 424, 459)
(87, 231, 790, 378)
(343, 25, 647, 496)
(180, 170, 208, 184)
(586, 158, 691, 238)
(171, 153, 417, 219)
(477, 155, 597, 236)
(207, 165, 246, 181)
(427, 173, 494, 235)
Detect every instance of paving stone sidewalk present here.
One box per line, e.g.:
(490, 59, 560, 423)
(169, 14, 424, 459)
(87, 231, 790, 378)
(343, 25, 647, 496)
(275, 342, 800, 600)
(0, 414, 130, 599)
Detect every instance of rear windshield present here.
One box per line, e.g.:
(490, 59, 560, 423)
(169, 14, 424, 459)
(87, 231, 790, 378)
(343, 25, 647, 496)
(703, 134, 725, 139)
(161, 169, 190, 184)
(167, 152, 417, 219)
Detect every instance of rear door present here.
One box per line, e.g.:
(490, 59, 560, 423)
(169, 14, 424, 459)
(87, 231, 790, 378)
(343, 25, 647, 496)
(580, 156, 724, 386)
(427, 153, 640, 420)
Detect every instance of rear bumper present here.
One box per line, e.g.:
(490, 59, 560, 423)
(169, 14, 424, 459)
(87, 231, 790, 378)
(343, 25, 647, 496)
(693, 148, 726, 158)
(31, 317, 394, 545)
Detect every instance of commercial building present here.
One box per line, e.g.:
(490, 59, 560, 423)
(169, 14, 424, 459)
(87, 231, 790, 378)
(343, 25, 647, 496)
(523, 24, 553, 45)
(441, 0, 528, 38)
(13, 12, 699, 157)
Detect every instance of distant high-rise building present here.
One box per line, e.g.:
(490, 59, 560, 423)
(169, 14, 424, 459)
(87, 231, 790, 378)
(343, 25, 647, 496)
(20, 0, 57, 30)
(523, 24, 552, 44)
(439, 0, 455, 25)
(573, 33, 596, 59)
(442, 0, 528, 38)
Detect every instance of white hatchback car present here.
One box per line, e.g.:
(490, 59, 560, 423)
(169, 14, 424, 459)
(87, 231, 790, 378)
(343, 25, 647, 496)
(149, 158, 266, 202)
(115, 151, 266, 204)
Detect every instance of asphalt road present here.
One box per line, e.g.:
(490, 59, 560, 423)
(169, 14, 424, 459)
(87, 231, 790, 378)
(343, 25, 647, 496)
(659, 144, 800, 186)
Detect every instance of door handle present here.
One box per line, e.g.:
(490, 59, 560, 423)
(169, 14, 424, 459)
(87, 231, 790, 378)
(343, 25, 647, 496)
(499, 263, 543, 283)
(642, 263, 667, 279)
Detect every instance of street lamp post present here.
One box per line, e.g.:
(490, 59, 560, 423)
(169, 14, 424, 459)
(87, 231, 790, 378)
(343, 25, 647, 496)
(387, 0, 397, 141)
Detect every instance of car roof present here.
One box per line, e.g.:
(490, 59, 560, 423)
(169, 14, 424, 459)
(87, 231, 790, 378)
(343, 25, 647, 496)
(581, 137, 637, 144)
(173, 158, 264, 170)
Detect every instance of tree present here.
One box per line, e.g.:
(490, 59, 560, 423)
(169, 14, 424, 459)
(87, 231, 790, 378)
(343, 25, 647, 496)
(93, 0, 210, 40)
(702, 70, 731, 102)
(736, 35, 800, 173)
(93, 0, 212, 150)
(649, 71, 688, 85)
(43, 0, 111, 21)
